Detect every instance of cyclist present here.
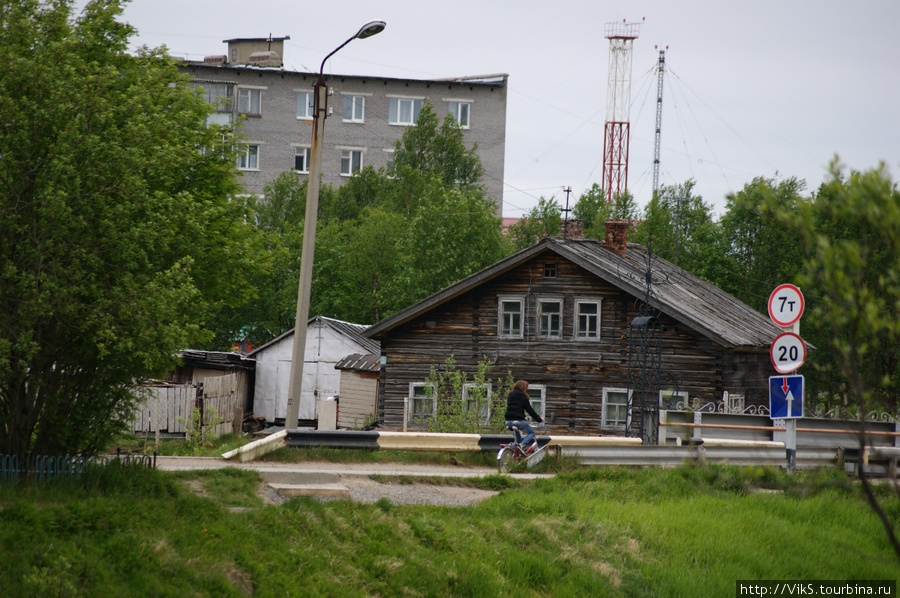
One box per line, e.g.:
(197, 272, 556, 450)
(504, 380, 543, 453)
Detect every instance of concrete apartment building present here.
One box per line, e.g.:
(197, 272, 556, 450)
(181, 37, 508, 213)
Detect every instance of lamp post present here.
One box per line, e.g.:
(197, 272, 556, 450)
(285, 21, 386, 429)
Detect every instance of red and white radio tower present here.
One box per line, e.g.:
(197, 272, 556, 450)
(602, 19, 642, 203)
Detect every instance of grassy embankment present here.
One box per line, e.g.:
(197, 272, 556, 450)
(1, 444, 898, 597)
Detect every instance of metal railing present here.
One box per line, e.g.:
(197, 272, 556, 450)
(0, 450, 156, 486)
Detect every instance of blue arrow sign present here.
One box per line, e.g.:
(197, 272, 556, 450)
(769, 375, 804, 419)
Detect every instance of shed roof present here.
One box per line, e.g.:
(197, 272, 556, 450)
(335, 353, 381, 373)
(248, 315, 379, 357)
(363, 237, 781, 350)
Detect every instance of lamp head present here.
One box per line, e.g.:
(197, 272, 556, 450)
(354, 21, 386, 40)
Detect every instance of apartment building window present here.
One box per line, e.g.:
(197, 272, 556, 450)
(294, 147, 311, 173)
(237, 145, 259, 170)
(383, 149, 395, 170)
(409, 383, 435, 418)
(498, 296, 524, 338)
(448, 101, 470, 128)
(238, 88, 262, 116)
(340, 149, 363, 176)
(602, 388, 630, 430)
(296, 91, 313, 119)
(194, 82, 233, 112)
(389, 97, 423, 125)
(575, 299, 601, 339)
(536, 298, 563, 339)
(342, 94, 365, 122)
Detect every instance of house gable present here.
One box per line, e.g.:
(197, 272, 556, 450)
(368, 237, 780, 435)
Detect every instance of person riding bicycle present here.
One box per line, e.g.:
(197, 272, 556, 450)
(504, 380, 543, 453)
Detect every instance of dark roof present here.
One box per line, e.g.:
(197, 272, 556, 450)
(363, 237, 782, 350)
(180, 62, 507, 87)
(179, 349, 255, 370)
(335, 354, 381, 373)
(248, 316, 379, 357)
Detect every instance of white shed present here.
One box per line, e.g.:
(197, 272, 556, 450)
(248, 316, 379, 423)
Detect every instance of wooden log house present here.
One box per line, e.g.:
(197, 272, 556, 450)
(363, 221, 784, 437)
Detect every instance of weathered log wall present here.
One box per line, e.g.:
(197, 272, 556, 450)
(378, 252, 771, 434)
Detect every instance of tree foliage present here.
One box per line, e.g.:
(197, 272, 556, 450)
(573, 185, 639, 238)
(217, 100, 511, 337)
(0, 0, 258, 457)
(507, 197, 562, 251)
(762, 163, 900, 562)
(718, 177, 806, 312)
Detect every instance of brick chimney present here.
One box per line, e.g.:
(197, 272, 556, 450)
(604, 219, 629, 256)
(559, 218, 584, 239)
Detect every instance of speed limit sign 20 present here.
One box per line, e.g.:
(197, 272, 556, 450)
(770, 332, 806, 374)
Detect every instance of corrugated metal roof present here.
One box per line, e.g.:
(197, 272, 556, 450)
(248, 316, 380, 357)
(363, 237, 782, 350)
(179, 349, 256, 369)
(334, 353, 381, 373)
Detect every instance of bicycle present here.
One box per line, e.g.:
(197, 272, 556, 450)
(496, 424, 544, 473)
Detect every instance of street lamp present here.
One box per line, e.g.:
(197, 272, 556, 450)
(285, 21, 386, 429)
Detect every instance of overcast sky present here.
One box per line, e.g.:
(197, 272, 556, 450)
(81, 0, 898, 219)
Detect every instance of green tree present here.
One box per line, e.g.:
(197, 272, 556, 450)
(389, 101, 484, 196)
(507, 197, 562, 251)
(573, 185, 639, 238)
(0, 0, 258, 457)
(631, 181, 720, 277)
(718, 176, 806, 313)
(766, 163, 900, 562)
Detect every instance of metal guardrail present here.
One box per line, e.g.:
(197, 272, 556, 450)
(285, 429, 896, 475)
(559, 444, 841, 470)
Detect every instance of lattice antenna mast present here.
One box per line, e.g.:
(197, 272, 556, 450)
(602, 18, 642, 203)
(652, 46, 667, 197)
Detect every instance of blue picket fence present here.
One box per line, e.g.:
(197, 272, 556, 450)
(0, 451, 156, 486)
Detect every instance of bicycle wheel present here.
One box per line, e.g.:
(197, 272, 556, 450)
(497, 447, 515, 473)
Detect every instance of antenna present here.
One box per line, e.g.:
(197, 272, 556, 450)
(602, 18, 642, 203)
(652, 46, 668, 197)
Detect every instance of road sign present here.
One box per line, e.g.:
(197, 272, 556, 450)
(769, 375, 804, 419)
(768, 284, 804, 327)
(770, 332, 806, 373)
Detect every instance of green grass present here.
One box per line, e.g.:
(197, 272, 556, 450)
(1, 463, 897, 597)
(109, 432, 252, 457)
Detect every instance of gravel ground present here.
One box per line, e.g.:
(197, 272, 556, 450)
(158, 457, 528, 508)
(338, 475, 498, 507)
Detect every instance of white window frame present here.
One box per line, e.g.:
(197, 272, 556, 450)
(462, 383, 492, 422)
(339, 148, 363, 176)
(498, 296, 524, 339)
(575, 298, 602, 340)
(194, 82, 233, 113)
(293, 145, 311, 174)
(236, 144, 259, 170)
(296, 90, 314, 120)
(237, 87, 263, 116)
(602, 387, 631, 431)
(525, 384, 546, 420)
(388, 96, 424, 126)
(536, 297, 563, 340)
(447, 100, 471, 129)
(660, 389, 689, 410)
(342, 93, 366, 123)
(409, 382, 436, 418)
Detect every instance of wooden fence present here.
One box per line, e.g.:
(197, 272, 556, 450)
(131, 372, 245, 440)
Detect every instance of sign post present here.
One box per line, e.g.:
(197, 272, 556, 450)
(768, 284, 805, 473)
